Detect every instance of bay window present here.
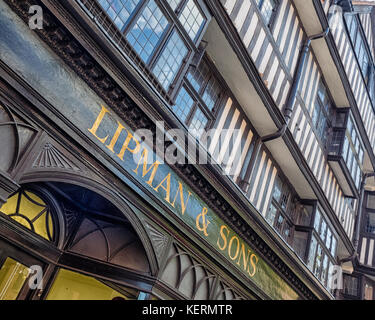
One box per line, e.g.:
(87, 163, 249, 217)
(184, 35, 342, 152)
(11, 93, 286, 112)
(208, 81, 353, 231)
(312, 79, 334, 148)
(307, 208, 337, 289)
(294, 202, 338, 291)
(345, 14, 375, 105)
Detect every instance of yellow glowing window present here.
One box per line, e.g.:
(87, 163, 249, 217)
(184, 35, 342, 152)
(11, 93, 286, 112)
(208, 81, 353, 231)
(47, 269, 137, 300)
(0, 189, 54, 241)
(0, 258, 30, 300)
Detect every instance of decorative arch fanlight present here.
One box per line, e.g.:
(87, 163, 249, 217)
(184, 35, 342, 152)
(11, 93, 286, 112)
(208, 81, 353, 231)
(0, 181, 152, 276)
(0, 187, 58, 243)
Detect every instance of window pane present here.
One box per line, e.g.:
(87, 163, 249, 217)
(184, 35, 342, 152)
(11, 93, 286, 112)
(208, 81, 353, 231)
(320, 218, 327, 242)
(187, 62, 209, 92)
(275, 214, 284, 233)
(126, 0, 169, 63)
(314, 244, 323, 278)
(47, 269, 137, 300)
(343, 275, 358, 296)
(153, 30, 188, 89)
(173, 87, 195, 123)
(282, 221, 292, 241)
(202, 76, 221, 111)
(0, 258, 30, 300)
(326, 228, 332, 251)
(331, 236, 337, 257)
(314, 209, 321, 232)
(365, 283, 373, 300)
(272, 177, 282, 202)
(307, 236, 318, 270)
(367, 194, 375, 210)
(312, 101, 320, 128)
(189, 107, 208, 138)
(257, 0, 276, 25)
(167, 0, 181, 11)
(267, 204, 278, 225)
(0, 190, 54, 241)
(179, 0, 205, 41)
(99, 0, 140, 31)
(366, 212, 375, 234)
(321, 254, 329, 286)
(293, 231, 308, 259)
(296, 204, 313, 226)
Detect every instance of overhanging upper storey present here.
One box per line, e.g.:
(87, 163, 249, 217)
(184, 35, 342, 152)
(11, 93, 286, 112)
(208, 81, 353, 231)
(293, 0, 350, 108)
(307, 0, 375, 173)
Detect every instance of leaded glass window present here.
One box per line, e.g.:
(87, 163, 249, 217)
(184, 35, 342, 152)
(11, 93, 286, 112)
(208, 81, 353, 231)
(189, 107, 207, 137)
(173, 86, 194, 122)
(266, 175, 295, 244)
(0, 189, 56, 242)
(179, 0, 205, 41)
(167, 0, 182, 11)
(153, 30, 188, 89)
(95, 0, 209, 94)
(256, 0, 278, 26)
(126, 0, 169, 63)
(307, 208, 337, 290)
(98, 0, 140, 30)
(172, 55, 224, 138)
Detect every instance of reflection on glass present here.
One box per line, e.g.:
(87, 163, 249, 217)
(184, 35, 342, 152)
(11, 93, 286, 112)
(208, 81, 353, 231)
(267, 204, 277, 225)
(153, 30, 188, 89)
(98, 0, 140, 31)
(47, 269, 137, 300)
(0, 258, 30, 300)
(126, 0, 169, 63)
(173, 86, 195, 122)
(179, 0, 205, 41)
(189, 107, 208, 138)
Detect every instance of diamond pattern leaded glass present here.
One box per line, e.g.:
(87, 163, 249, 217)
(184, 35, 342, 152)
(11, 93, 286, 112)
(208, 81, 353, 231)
(173, 87, 195, 122)
(256, 0, 276, 25)
(202, 76, 221, 110)
(126, 0, 169, 63)
(153, 30, 188, 89)
(187, 62, 209, 93)
(179, 0, 205, 41)
(167, 0, 182, 11)
(98, 0, 140, 31)
(189, 107, 208, 137)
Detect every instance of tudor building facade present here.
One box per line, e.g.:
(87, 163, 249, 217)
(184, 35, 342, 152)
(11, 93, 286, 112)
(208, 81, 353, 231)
(0, 0, 374, 300)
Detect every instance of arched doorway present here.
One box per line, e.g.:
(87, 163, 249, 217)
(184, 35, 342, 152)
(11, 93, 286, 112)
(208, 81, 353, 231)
(0, 181, 155, 300)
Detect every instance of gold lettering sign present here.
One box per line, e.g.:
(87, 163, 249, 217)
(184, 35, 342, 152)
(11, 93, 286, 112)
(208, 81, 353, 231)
(87, 105, 299, 300)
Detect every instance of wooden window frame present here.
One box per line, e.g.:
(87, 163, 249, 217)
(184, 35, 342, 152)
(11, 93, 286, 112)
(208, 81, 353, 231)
(173, 54, 228, 133)
(94, 0, 211, 99)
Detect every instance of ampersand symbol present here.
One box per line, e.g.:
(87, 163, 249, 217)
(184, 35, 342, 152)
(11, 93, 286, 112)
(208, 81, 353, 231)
(196, 207, 210, 237)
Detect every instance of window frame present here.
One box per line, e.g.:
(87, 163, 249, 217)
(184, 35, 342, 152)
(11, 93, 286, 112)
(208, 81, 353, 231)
(306, 206, 338, 289)
(92, 0, 211, 99)
(266, 174, 297, 244)
(342, 274, 360, 298)
(172, 54, 228, 137)
(311, 78, 335, 150)
(344, 13, 375, 105)
(256, 0, 280, 30)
